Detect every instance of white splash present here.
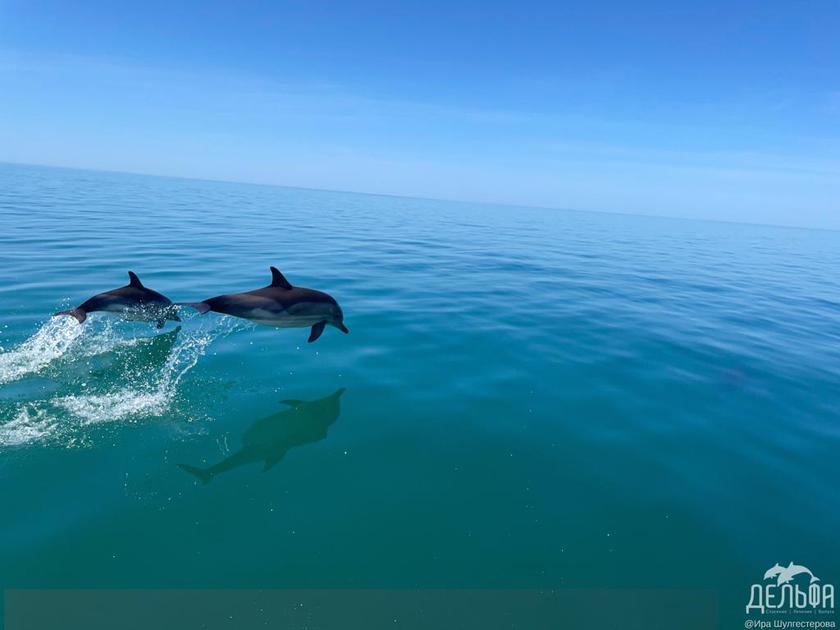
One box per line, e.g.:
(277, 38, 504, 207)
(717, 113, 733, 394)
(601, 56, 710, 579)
(0, 317, 84, 384)
(0, 315, 244, 447)
(0, 317, 139, 385)
(55, 327, 213, 425)
(0, 405, 57, 447)
(55, 389, 171, 424)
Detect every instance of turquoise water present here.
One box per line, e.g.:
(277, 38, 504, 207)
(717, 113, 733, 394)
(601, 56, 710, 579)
(1, 162, 839, 625)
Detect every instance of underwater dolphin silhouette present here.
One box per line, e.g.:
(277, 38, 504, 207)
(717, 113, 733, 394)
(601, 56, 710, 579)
(178, 387, 346, 484)
(180, 267, 348, 343)
(54, 271, 180, 328)
(765, 562, 820, 585)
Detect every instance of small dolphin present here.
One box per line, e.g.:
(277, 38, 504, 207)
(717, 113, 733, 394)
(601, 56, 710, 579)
(181, 267, 348, 343)
(54, 271, 180, 328)
(178, 387, 346, 484)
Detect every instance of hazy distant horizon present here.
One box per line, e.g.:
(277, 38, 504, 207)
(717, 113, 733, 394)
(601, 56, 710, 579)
(4, 159, 834, 233)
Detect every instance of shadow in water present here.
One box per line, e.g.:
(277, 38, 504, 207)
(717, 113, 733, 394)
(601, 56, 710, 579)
(178, 388, 346, 484)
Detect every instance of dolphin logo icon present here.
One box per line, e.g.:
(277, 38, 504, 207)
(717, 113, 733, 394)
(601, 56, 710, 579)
(764, 562, 820, 586)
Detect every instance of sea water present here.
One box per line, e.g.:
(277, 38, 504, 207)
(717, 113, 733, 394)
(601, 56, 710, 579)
(1, 162, 839, 626)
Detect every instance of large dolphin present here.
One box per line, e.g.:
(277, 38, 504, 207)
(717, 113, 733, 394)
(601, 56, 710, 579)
(178, 387, 346, 484)
(54, 271, 180, 328)
(181, 267, 348, 343)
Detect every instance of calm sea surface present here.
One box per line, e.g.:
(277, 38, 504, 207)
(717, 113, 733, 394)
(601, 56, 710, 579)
(1, 163, 839, 625)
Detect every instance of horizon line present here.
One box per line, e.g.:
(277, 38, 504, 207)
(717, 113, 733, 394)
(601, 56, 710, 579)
(0, 159, 831, 234)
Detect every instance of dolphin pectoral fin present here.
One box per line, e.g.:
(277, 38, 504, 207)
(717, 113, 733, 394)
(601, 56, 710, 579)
(177, 463, 214, 484)
(155, 319, 166, 329)
(177, 302, 212, 314)
(308, 321, 327, 343)
(54, 308, 87, 324)
(279, 399, 304, 407)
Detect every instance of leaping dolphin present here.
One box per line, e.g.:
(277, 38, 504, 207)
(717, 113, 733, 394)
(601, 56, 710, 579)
(180, 267, 349, 343)
(54, 271, 180, 328)
(178, 387, 346, 484)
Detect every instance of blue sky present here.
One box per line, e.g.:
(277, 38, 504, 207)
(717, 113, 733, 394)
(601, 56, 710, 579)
(0, 1, 838, 228)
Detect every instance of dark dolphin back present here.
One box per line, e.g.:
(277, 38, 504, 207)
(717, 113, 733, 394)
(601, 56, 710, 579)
(56, 271, 175, 324)
(125, 272, 173, 305)
(202, 266, 334, 315)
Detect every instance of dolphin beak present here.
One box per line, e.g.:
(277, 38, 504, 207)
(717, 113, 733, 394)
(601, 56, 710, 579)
(337, 322, 349, 334)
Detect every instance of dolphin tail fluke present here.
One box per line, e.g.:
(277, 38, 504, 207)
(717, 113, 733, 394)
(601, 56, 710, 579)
(177, 463, 214, 484)
(176, 302, 212, 314)
(308, 321, 326, 343)
(54, 308, 87, 324)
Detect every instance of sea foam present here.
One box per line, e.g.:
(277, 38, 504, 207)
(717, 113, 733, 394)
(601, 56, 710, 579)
(0, 317, 84, 385)
(0, 315, 243, 447)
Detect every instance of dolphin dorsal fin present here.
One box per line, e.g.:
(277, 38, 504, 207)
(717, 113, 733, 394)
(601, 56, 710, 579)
(127, 271, 144, 288)
(269, 266, 293, 289)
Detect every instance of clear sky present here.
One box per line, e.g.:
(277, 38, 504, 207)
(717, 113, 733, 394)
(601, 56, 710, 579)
(0, 1, 838, 228)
